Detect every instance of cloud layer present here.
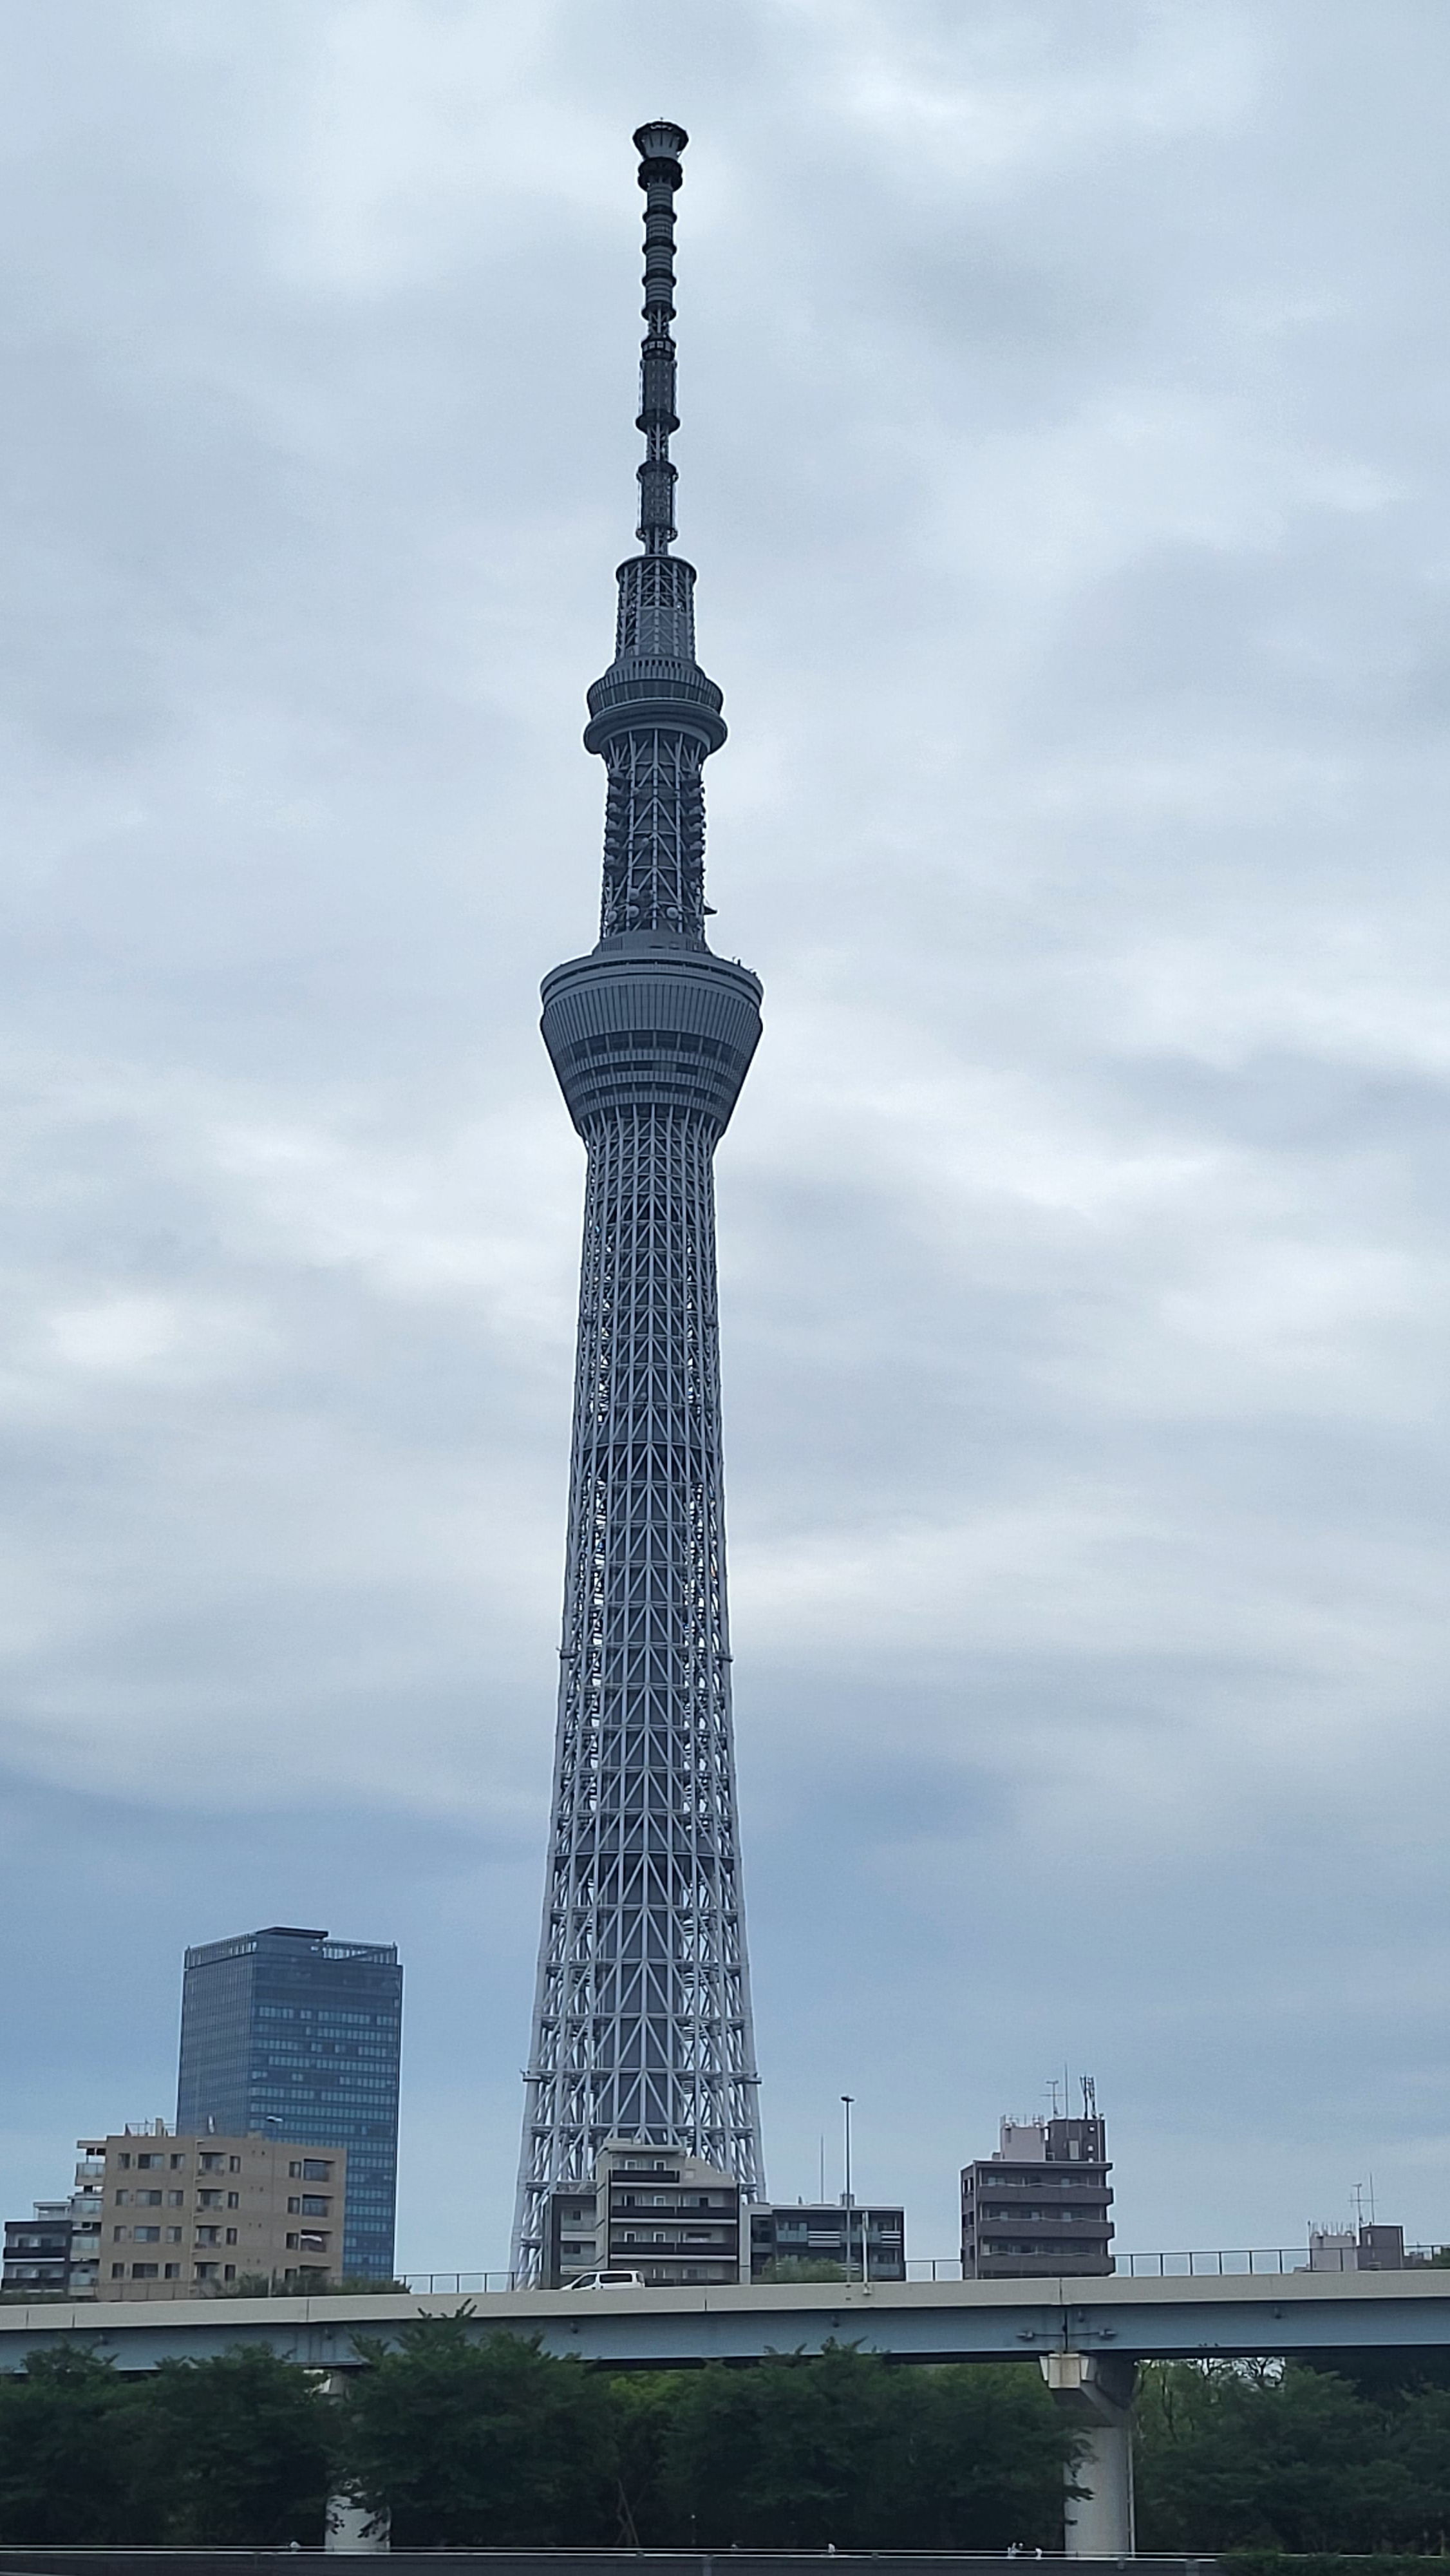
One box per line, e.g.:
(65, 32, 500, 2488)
(2, 0, 1449, 2266)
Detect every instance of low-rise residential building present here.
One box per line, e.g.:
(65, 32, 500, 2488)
(545, 2141, 742, 2287)
(95, 2123, 348, 2299)
(961, 2099, 1115, 2279)
(3, 2203, 73, 2296)
(749, 2200, 906, 2281)
(4, 2142, 105, 2298)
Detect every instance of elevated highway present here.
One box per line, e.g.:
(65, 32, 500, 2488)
(3, 2262, 1447, 2372)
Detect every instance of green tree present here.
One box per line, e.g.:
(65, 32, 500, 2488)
(126, 2349, 335, 2543)
(647, 2344, 1069, 2551)
(0, 2348, 140, 2543)
(883, 2360, 1072, 2550)
(340, 2313, 617, 2545)
(655, 2342, 895, 2546)
(1135, 2361, 1421, 2553)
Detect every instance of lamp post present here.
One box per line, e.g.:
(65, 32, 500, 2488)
(842, 2094, 863, 2282)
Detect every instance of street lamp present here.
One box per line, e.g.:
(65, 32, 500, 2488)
(842, 2094, 866, 2284)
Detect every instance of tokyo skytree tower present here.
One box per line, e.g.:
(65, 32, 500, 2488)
(511, 122, 766, 2277)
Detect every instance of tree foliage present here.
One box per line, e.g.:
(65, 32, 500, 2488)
(337, 2326, 1069, 2551)
(0, 2349, 138, 2543)
(0, 2345, 330, 2544)
(1136, 2360, 1450, 2554)
(9, 2322, 1450, 2554)
(128, 2348, 335, 2543)
(339, 2313, 619, 2546)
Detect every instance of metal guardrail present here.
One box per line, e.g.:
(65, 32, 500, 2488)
(899, 2248, 1445, 2282)
(11, 2250, 1444, 2306)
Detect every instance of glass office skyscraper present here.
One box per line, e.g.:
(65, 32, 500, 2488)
(176, 1925, 402, 2281)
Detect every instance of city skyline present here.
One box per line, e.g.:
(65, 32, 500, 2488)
(1, 6, 1447, 2271)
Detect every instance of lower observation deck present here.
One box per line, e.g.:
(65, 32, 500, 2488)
(541, 937, 762, 1134)
(4, 2268, 1449, 2374)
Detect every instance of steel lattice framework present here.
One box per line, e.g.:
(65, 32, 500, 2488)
(512, 122, 766, 2277)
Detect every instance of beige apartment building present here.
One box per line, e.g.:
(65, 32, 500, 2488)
(546, 2139, 743, 2287)
(91, 2125, 348, 2300)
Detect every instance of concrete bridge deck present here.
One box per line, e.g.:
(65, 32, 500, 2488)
(3, 2264, 1448, 2373)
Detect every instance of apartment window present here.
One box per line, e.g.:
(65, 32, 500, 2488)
(137, 2154, 161, 2170)
(196, 2226, 220, 2246)
(113, 2227, 127, 2242)
(226, 2192, 239, 2209)
(225, 2229, 238, 2246)
(167, 2191, 184, 2207)
(303, 2160, 331, 2181)
(133, 2227, 160, 2244)
(131, 2263, 158, 2278)
(194, 2262, 218, 2280)
(166, 2228, 182, 2244)
(164, 2264, 181, 2279)
(199, 2153, 224, 2172)
(137, 2190, 162, 2206)
(229, 2157, 241, 2172)
(198, 2190, 223, 2208)
(110, 2262, 124, 2278)
(117, 2154, 131, 2169)
(300, 2196, 330, 2217)
(223, 2265, 236, 2282)
(169, 2154, 186, 2170)
(113, 2190, 129, 2206)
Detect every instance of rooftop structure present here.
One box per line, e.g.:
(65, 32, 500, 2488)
(512, 122, 766, 2275)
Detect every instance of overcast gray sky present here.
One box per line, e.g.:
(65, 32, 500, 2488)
(2, 0, 1449, 2270)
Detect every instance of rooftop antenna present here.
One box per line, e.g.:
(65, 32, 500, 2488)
(1047, 2076, 1061, 2117)
(1082, 2073, 1097, 2120)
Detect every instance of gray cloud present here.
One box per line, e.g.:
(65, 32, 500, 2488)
(1, 0, 1448, 2268)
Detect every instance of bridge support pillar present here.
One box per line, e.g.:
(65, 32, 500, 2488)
(1042, 2351, 1136, 2559)
(318, 2372, 390, 2553)
(325, 2496, 389, 2553)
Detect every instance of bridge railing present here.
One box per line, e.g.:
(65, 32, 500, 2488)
(903, 2248, 1445, 2281)
(1113, 2248, 1310, 2277)
(14, 2251, 1443, 2306)
(401, 2271, 522, 2295)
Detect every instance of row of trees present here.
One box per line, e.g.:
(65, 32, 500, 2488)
(3, 2318, 1450, 2552)
(0, 2325, 1069, 2551)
